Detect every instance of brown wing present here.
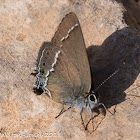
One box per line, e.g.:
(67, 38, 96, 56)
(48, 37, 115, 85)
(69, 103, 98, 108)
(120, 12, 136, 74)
(39, 12, 91, 104)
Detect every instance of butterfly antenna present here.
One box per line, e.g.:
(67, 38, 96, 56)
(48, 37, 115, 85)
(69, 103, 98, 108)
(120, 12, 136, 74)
(95, 62, 126, 92)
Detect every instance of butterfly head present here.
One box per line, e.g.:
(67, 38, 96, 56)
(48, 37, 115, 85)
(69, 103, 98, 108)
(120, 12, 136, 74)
(86, 91, 100, 111)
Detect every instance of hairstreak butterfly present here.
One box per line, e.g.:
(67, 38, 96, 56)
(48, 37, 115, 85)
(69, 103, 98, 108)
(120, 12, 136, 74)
(32, 12, 124, 131)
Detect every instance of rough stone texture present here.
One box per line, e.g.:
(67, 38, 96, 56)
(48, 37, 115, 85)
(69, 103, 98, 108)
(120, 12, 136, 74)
(0, 0, 140, 140)
(117, 0, 140, 33)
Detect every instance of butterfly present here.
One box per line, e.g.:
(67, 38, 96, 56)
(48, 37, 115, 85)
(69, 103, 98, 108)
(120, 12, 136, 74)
(32, 12, 115, 131)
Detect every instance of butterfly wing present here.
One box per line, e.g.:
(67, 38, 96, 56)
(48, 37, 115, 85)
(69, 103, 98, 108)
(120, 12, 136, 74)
(35, 12, 91, 104)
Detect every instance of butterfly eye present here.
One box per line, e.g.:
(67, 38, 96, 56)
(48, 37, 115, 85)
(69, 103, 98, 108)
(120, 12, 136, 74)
(90, 95, 95, 102)
(40, 69, 44, 75)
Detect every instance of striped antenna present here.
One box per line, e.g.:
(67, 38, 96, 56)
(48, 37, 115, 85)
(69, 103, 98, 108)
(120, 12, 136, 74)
(95, 62, 125, 92)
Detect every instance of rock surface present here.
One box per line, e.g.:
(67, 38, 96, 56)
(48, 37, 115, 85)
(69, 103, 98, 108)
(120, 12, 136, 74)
(0, 0, 140, 140)
(117, 0, 140, 33)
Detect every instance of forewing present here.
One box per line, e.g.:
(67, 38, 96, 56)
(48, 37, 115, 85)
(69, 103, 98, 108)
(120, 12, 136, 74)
(51, 12, 91, 102)
(35, 12, 91, 104)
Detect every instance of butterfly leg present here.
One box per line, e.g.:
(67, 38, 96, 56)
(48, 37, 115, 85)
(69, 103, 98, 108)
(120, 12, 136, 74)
(85, 108, 95, 131)
(85, 114, 100, 131)
(89, 109, 94, 131)
(98, 103, 115, 115)
(90, 114, 94, 131)
(91, 116, 94, 131)
(80, 108, 86, 130)
(55, 104, 71, 118)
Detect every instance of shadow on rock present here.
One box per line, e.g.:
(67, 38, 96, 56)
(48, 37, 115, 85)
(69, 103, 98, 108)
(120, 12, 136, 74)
(33, 27, 140, 111)
(87, 27, 140, 109)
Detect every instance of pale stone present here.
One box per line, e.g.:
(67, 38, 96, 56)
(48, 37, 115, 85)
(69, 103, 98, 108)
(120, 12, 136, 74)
(0, 0, 140, 139)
